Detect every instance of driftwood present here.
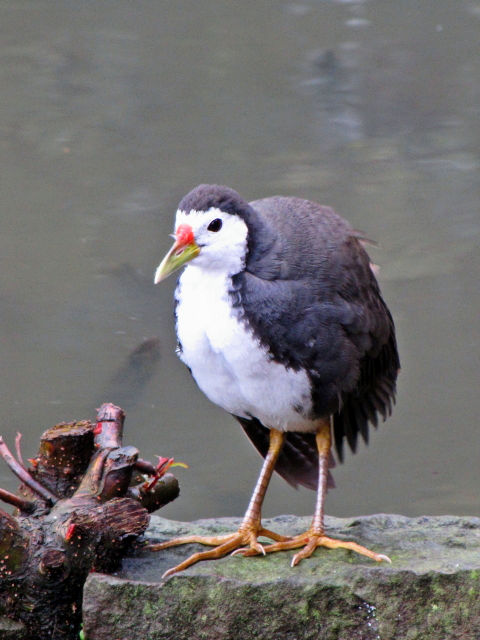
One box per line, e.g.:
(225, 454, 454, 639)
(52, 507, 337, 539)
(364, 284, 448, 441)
(0, 403, 180, 640)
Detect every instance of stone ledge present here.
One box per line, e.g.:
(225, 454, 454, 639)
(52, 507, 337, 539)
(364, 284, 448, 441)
(83, 514, 480, 640)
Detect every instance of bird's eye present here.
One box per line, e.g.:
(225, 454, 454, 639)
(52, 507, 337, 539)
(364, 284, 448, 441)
(207, 218, 223, 232)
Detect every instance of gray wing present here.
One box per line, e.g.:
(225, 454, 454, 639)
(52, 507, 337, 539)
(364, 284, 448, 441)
(234, 196, 399, 465)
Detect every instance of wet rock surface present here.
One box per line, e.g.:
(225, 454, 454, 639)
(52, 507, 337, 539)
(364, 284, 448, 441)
(83, 514, 480, 640)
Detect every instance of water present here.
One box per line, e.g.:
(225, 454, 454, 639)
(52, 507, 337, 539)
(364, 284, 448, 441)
(0, 0, 479, 523)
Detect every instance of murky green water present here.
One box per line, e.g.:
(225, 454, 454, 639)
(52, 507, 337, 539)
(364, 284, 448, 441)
(1, 0, 479, 522)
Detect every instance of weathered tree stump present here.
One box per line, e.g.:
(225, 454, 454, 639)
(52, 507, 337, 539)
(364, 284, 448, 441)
(0, 403, 180, 640)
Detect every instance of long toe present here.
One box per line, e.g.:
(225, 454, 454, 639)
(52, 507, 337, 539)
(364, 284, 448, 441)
(291, 537, 319, 567)
(161, 537, 242, 578)
(153, 524, 287, 577)
(239, 531, 391, 566)
(314, 534, 391, 563)
(149, 532, 236, 551)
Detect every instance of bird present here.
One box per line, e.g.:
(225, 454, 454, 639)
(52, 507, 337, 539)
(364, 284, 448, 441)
(153, 184, 399, 578)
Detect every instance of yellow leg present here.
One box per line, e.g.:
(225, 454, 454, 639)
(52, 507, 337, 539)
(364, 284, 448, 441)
(149, 429, 290, 578)
(240, 419, 391, 566)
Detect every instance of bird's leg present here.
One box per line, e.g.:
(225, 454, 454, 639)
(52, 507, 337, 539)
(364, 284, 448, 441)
(288, 419, 391, 566)
(149, 428, 289, 578)
(235, 428, 289, 544)
(241, 419, 391, 565)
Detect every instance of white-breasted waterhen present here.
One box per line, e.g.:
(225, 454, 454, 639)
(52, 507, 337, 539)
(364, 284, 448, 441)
(153, 184, 399, 577)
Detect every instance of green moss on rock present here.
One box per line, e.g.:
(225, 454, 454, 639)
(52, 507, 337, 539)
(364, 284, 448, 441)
(83, 514, 480, 640)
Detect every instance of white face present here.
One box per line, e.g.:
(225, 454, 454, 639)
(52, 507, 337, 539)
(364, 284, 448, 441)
(175, 207, 249, 275)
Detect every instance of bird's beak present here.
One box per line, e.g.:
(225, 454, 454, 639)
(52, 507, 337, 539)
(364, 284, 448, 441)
(154, 223, 200, 284)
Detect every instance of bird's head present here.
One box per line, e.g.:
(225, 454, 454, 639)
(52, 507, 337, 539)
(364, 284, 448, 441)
(154, 184, 251, 283)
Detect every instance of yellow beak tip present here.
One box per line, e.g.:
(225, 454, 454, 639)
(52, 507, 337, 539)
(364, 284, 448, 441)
(154, 241, 200, 284)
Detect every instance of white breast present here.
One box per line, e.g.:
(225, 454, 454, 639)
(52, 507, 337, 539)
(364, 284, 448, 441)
(175, 265, 318, 432)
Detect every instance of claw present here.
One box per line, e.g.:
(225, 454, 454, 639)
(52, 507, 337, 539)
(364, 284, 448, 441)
(162, 567, 177, 580)
(377, 553, 392, 564)
(253, 541, 267, 556)
(231, 541, 266, 558)
(291, 538, 318, 567)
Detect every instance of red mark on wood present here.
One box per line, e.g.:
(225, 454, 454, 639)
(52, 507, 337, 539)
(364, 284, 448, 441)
(65, 523, 76, 541)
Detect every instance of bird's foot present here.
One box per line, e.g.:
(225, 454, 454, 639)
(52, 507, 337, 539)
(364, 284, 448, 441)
(148, 524, 290, 578)
(237, 529, 391, 566)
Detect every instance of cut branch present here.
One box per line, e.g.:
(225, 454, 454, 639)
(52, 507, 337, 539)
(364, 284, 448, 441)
(0, 487, 35, 512)
(32, 420, 95, 498)
(93, 403, 125, 448)
(0, 436, 58, 505)
(14, 432, 26, 469)
(128, 472, 180, 513)
(135, 457, 157, 476)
